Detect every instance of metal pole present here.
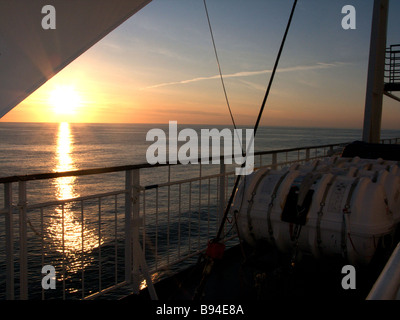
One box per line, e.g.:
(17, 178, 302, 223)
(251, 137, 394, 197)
(125, 170, 133, 284)
(18, 181, 28, 300)
(131, 169, 141, 294)
(5, 183, 14, 300)
(272, 153, 278, 170)
(129, 169, 157, 299)
(305, 148, 310, 162)
(362, 0, 389, 143)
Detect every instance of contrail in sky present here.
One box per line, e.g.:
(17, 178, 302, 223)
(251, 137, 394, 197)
(140, 62, 345, 90)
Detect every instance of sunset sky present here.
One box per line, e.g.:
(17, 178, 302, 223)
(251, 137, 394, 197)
(1, 0, 400, 129)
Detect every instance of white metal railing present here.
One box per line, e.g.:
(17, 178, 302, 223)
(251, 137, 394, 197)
(367, 241, 400, 300)
(0, 140, 390, 300)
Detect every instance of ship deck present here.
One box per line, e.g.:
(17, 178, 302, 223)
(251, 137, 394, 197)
(124, 241, 389, 301)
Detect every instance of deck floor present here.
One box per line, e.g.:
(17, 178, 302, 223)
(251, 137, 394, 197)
(123, 242, 388, 301)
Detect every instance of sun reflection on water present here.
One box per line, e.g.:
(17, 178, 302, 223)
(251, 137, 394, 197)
(55, 122, 77, 199)
(49, 122, 100, 275)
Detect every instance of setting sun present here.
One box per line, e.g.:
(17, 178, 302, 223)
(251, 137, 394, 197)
(49, 85, 82, 115)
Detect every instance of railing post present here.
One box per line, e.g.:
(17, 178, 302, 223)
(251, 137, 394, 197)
(272, 153, 278, 170)
(4, 183, 14, 300)
(18, 181, 28, 300)
(305, 148, 310, 161)
(125, 169, 142, 294)
(125, 170, 133, 284)
(131, 169, 141, 294)
(218, 163, 226, 238)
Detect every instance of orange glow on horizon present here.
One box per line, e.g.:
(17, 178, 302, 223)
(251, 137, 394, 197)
(1, 1, 400, 130)
(0, 54, 398, 129)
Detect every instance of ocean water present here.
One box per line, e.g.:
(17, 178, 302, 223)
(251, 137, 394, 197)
(4, 122, 399, 178)
(0, 122, 399, 299)
(0, 122, 376, 215)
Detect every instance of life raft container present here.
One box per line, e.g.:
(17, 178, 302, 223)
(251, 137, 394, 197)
(232, 157, 398, 265)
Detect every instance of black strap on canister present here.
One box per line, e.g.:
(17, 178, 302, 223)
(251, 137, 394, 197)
(316, 175, 337, 254)
(341, 177, 360, 259)
(245, 169, 270, 242)
(266, 171, 290, 245)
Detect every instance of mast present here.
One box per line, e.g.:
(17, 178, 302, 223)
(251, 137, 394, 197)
(362, 0, 389, 143)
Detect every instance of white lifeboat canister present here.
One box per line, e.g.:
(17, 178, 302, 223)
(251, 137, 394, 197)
(233, 158, 397, 266)
(233, 168, 300, 246)
(375, 170, 400, 224)
(307, 175, 394, 265)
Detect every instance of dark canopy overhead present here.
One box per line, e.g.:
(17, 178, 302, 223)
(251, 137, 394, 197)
(0, 0, 151, 118)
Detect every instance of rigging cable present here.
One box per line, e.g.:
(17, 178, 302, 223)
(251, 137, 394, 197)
(216, 0, 298, 243)
(193, 0, 298, 300)
(203, 0, 239, 133)
(202, 0, 248, 261)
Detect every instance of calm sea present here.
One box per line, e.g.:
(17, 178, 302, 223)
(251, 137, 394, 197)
(0, 122, 386, 209)
(3, 122, 400, 177)
(0, 122, 399, 299)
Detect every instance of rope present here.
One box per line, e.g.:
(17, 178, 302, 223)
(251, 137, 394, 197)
(202, 0, 245, 243)
(193, 0, 299, 300)
(203, 0, 239, 134)
(215, 0, 298, 243)
(252, 0, 298, 139)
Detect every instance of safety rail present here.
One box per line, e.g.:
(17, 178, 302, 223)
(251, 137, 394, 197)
(367, 241, 400, 300)
(2, 139, 399, 300)
(385, 44, 400, 90)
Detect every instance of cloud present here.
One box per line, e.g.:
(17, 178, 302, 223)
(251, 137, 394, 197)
(150, 107, 226, 117)
(140, 62, 346, 90)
